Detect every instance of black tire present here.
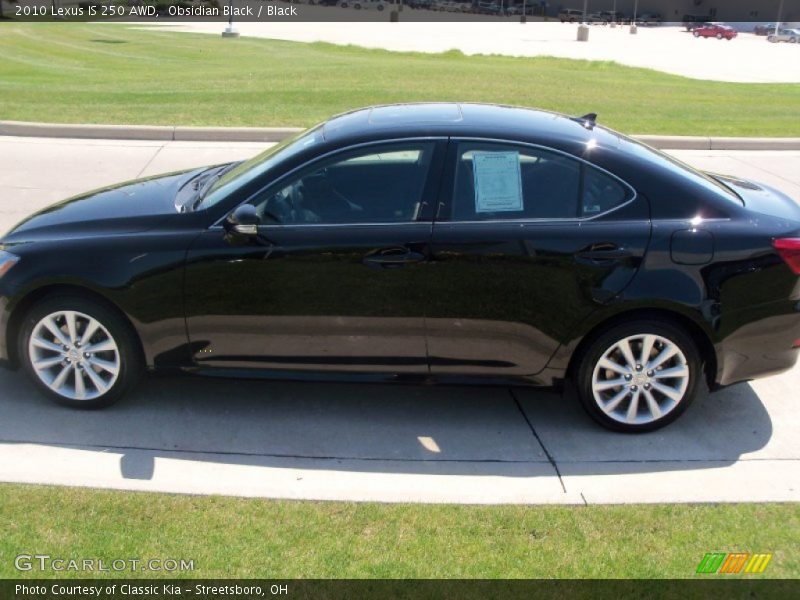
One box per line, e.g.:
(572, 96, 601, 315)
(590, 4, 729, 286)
(18, 295, 143, 409)
(693, 30, 699, 37)
(574, 319, 701, 433)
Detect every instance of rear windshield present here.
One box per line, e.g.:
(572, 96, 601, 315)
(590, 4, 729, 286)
(613, 133, 744, 206)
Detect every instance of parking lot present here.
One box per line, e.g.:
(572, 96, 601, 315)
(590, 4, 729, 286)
(143, 17, 800, 83)
(0, 135, 798, 503)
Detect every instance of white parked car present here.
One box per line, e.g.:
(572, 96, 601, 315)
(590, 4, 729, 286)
(768, 28, 800, 43)
(339, 0, 390, 9)
(441, 1, 465, 12)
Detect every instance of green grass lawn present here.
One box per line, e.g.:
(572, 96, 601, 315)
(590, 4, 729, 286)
(1, 23, 800, 136)
(0, 483, 797, 578)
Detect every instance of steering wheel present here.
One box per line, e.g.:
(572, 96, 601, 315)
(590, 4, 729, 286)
(256, 187, 289, 223)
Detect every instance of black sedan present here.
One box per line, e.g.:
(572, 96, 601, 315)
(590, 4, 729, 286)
(1, 104, 799, 432)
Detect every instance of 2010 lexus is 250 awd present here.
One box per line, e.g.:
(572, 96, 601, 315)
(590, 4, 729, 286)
(1, 104, 799, 432)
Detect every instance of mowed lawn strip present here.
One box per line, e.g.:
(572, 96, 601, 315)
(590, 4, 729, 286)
(0, 483, 797, 578)
(1, 23, 800, 136)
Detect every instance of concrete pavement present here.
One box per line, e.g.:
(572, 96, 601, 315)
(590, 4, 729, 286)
(140, 20, 800, 83)
(0, 135, 798, 503)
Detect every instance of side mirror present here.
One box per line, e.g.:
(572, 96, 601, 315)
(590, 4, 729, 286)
(225, 204, 260, 237)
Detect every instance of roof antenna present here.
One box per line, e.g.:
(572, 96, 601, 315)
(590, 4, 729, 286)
(572, 113, 597, 130)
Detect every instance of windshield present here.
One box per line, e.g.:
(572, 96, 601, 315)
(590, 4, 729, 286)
(195, 124, 324, 211)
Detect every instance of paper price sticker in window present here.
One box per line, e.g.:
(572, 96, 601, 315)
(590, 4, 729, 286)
(472, 151, 523, 213)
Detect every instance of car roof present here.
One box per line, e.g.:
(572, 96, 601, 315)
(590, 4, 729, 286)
(320, 103, 619, 152)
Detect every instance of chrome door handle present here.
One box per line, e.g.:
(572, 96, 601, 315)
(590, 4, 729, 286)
(363, 248, 425, 269)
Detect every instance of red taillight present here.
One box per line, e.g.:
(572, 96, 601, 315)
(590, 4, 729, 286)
(773, 238, 800, 275)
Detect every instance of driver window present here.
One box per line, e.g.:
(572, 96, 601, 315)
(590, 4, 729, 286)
(251, 142, 435, 224)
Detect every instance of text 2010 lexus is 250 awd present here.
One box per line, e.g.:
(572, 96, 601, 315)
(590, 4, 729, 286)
(1, 104, 799, 432)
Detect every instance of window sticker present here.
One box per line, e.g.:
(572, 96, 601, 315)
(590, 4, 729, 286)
(472, 151, 523, 213)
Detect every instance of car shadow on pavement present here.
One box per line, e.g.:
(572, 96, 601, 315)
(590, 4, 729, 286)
(0, 368, 774, 481)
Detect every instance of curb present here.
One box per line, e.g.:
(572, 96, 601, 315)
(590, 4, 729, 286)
(2, 120, 800, 150)
(0, 121, 301, 143)
(635, 135, 800, 151)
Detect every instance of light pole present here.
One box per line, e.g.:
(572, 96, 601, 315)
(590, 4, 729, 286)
(775, 0, 785, 36)
(577, 0, 589, 41)
(222, 0, 240, 37)
(630, 0, 638, 34)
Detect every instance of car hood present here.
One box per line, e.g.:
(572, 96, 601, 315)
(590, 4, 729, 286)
(3, 169, 199, 242)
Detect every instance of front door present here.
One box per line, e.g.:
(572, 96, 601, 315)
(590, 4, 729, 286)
(184, 140, 445, 375)
(426, 140, 651, 380)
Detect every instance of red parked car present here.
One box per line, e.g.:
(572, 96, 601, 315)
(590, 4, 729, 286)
(693, 23, 738, 40)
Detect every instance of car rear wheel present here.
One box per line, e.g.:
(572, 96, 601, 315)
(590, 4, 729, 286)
(575, 320, 700, 432)
(19, 296, 143, 409)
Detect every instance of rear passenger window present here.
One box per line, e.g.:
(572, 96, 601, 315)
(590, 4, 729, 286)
(450, 143, 632, 221)
(582, 166, 630, 216)
(452, 144, 581, 220)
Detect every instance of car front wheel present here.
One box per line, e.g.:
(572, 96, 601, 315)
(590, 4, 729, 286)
(575, 320, 700, 432)
(19, 296, 143, 409)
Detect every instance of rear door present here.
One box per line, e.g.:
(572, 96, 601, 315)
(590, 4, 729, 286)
(426, 139, 651, 379)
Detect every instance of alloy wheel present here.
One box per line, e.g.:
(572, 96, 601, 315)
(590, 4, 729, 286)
(591, 334, 690, 426)
(27, 310, 120, 401)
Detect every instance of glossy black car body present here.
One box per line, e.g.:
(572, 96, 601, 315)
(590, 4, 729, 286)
(2, 104, 799, 431)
